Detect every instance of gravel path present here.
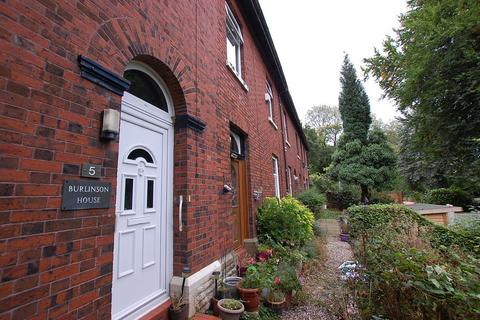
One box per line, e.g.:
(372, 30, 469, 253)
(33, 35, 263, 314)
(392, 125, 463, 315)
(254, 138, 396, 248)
(281, 235, 358, 320)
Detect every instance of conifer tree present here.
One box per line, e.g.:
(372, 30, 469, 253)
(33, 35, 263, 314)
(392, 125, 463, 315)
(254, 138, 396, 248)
(330, 55, 396, 202)
(338, 55, 371, 142)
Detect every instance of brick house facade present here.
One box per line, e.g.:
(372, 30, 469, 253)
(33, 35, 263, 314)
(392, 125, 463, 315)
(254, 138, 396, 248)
(0, 0, 309, 319)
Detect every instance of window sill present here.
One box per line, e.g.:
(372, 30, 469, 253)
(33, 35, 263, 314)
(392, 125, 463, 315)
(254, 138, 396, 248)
(268, 118, 278, 130)
(226, 62, 249, 92)
(285, 140, 291, 148)
(297, 155, 301, 160)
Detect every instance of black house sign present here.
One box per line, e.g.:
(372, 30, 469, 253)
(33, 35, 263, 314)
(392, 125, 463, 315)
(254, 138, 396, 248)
(61, 180, 112, 210)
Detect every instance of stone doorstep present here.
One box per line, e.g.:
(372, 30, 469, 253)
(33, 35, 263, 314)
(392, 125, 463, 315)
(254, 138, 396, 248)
(139, 299, 171, 320)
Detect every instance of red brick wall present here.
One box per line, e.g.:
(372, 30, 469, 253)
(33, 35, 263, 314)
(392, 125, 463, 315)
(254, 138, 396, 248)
(0, 1, 308, 318)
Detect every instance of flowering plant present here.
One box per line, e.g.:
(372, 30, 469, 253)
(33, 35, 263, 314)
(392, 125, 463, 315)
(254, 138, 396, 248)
(256, 245, 273, 262)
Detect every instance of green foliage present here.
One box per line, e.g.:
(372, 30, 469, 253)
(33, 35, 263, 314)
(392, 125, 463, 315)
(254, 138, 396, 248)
(347, 204, 479, 254)
(239, 304, 280, 320)
(220, 299, 243, 310)
(450, 219, 480, 242)
(424, 188, 472, 210)
(368, 192, 395, 204)
(295, 189, 326, 216)
(241, 263, 273, 289)
(257, 197, 314, 248)
(347, 204, 480, 319)
(364, 0, 480, 192)
(330, 125, 397, 201)
(309, 173, 335, 193)
(326, 188, 357, 210)
(274, 264, 301, 293)
(303, 126, 335, 174)
(338, 55, 371, 142)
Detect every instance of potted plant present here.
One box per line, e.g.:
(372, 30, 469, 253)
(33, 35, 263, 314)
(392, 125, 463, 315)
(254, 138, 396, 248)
(236, 263, 271, 312)
(217, 299, 244, 320)
(236, 250, 256, 277)
(266, 288, 286, 315)
(276, 264, 301, 308)
(210, 271, 224, 316)
(168, 294, 188, 320)
(338, 216, 350, 241)
(255, 244, 273, 262)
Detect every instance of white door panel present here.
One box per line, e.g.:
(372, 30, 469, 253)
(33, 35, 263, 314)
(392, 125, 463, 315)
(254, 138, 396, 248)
(112, 93, 173, 320)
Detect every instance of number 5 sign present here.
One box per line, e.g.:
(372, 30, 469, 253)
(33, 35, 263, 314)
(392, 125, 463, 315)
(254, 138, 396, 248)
(81, 163, 101, 179)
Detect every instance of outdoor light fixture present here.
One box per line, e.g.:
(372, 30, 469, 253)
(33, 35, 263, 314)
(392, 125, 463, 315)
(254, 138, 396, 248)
(101, 109, 120, 141)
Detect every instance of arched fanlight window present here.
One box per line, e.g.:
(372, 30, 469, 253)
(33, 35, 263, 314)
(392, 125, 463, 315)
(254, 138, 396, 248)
(230, 132, 242, 156)
(127, 148, 154, 164)
(124, 69, 168, 113)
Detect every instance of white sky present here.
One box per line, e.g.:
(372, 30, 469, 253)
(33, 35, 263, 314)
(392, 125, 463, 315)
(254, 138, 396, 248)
(258, 0, 408, 123)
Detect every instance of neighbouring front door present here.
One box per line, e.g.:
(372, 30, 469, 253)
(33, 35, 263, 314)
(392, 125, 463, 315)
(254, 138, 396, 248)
(112, 63, 173, 320)
(231, 158, 248, 248)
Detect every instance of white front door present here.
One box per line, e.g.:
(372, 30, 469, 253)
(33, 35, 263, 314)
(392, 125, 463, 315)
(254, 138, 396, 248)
(112, 92, 173, 320)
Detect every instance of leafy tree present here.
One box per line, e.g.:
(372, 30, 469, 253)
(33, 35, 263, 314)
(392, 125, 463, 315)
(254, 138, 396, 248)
(364, 0, 480, 192)
(303, 125, 335, 174)
(305, 105, 342, 146)
(338, 55, 371, 143)
(371, 117, 402, 153)
(330, 55, 396, 201)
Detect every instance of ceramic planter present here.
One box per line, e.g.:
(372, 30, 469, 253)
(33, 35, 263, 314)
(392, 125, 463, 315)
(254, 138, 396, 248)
(223, 276, 242, 298)
(340, 233, 350, 242)
(236, 283, 260, 312)
(217, 299, 244, 320)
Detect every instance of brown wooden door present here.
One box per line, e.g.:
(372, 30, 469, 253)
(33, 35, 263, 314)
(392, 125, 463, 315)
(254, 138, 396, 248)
(231, 159, 248, 248)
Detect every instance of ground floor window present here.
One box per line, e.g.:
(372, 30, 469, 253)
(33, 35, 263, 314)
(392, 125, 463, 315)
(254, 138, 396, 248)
(272, 156, 280, 198)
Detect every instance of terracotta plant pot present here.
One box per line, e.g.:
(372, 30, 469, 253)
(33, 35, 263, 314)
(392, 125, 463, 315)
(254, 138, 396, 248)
(236, 284, 260, 312)
(211, 297, 220, 316)
(168, 304, 188, 320)
(266, 297, 286, 315)
(217, 299, 244, 320)
(284, 291, 293, 308)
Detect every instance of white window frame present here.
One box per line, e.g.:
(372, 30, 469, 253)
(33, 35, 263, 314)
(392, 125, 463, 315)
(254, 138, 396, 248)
(282, 111, 290, 147)
(265, 82, 277, 129)
(226, 3, 243, 77)
(272, 156, 280, 198)
(287, 166, 292, 196)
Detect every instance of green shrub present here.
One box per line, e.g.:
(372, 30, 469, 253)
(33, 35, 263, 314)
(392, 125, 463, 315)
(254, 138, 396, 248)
(404, 190, 424, 202)
(347, 204, 480, 319)
(347, 204, 479, 254)
(257, 196, 314, 248)
(424, 187, 472, 209)
(368, 192, 395, 204)
(326, 189, 357, 210)
(295, 189, 326, 217)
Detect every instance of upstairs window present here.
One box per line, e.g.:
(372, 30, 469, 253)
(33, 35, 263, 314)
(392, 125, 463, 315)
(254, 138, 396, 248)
(265, 81, 274, 123)
(282, 111, 290, 146)
(226, 3, 243, 77)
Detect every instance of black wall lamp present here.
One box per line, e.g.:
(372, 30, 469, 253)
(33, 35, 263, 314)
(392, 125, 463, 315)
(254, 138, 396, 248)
(101, 109, 120, 141)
